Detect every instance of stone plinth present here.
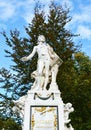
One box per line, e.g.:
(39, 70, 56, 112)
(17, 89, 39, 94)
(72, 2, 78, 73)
(23, 90, 64, 130)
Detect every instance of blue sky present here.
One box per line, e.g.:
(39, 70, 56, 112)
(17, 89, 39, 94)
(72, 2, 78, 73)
(0, 0, 91, 70)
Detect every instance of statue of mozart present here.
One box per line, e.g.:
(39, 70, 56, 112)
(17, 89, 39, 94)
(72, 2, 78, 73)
(21, 35, 63, 91)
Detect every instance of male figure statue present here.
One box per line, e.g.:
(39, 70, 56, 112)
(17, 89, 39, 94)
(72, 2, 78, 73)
(21, 35, 63, 90)
(21, 35, 51, 90)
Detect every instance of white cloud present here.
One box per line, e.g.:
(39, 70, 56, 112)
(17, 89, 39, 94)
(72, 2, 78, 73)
(0, 0, 35, 21)
(0, 0, 74, 23)
(0, 1, 16, 21)
(72, 13, 91, 25)
(64, 0, 91, 40)
(72, 6, 91, 25)
(77, 25, 91, 40)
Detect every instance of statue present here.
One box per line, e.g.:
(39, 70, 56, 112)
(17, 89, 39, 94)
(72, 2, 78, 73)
(13, 95, 26, 119)
(64, 124, 74, 130)
(64, 103, 74, 130)
(13, 35, 75, 130)
(21, 35, 63, 90)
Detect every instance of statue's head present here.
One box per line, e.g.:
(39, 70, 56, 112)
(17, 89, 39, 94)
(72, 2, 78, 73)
(66, 103, 72, 108)
(37, 35, 45, 43)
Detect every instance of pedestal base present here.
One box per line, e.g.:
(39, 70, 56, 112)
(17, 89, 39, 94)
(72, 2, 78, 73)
(23, 90, 64, 130)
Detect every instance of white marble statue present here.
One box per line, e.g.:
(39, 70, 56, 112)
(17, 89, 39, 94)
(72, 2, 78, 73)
(64, 103, 74, 130)
(64, 124, 74, 130)
(13, 95, 26, 119)
(21, 35, 63, 90)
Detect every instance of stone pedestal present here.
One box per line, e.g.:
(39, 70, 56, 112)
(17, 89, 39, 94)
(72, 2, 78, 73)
(23, 90, 64, 130)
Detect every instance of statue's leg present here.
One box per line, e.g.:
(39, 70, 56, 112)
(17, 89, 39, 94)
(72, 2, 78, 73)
(43, 61, 50, 90)
(51, 64, 58, 83)
(37, 60, 44, 90)
(49, 64, 59, 90)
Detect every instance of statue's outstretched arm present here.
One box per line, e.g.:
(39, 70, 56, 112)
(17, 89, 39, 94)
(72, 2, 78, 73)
(21, 46, 37, 61)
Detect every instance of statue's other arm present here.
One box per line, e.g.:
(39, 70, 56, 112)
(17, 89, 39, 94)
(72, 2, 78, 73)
(21, 46, 37, 61)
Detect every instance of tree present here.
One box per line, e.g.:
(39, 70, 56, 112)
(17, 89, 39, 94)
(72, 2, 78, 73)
(0, 68, 22, 128)
(0, 68, 14, 117)
(71, 52, 91, 130)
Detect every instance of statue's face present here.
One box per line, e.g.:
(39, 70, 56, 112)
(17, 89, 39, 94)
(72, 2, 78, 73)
(38, 35, 45, 43)
(67, 103, 72, 108)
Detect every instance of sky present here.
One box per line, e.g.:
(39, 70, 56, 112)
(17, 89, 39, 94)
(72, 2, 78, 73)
(0, 0, 91, 70)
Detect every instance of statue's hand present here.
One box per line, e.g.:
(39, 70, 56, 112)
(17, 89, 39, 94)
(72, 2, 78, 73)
(20, 57, 28, 61)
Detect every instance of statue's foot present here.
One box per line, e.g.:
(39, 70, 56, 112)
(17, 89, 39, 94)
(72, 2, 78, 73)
(32, 86, 42, 91)
(49, 82, 59, 91)
(42, 87, 47, 91)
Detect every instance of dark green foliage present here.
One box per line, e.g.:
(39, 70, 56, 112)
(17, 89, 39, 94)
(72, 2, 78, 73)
(0, 1, 91, 129)
(71, 53, 91, 130)
(0, 116, 22, 130)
